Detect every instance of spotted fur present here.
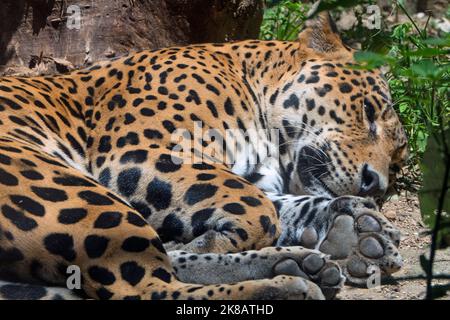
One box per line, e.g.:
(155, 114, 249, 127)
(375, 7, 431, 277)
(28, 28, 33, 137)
(0, 13, 407, 300)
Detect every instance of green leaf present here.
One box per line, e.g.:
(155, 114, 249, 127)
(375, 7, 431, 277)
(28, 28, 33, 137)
(399, 103, 408, 113)
(392, 23, 413, 40)
(417, 131, 429, 153)
(422, 37, 450, 47)
(406, 48, 450, 57)
(260, 0, 309, 41)
(419, 129, 450, 249)
(353, 51, 393, 69)
(410, 60, 441, 79)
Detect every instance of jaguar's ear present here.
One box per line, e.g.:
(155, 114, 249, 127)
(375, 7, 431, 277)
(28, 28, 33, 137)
(298, 10, 347, 54)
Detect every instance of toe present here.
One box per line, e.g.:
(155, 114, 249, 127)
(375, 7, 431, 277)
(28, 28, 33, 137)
(302, 254, 325, 274)
(359, 236, 384, 259)
(317, 263, 345, 299)
(253, 276, 325, 300)
(319, 264, 343, 287)
(269, 249, 345, 298)
(319, 215, 358, 259)
(357, 214, 381, 232)
(273, 259, 308, 278)
(285, 278, 325, 300)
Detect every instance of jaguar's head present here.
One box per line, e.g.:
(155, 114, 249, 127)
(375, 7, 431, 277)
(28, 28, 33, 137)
(272, 12, 408, 200)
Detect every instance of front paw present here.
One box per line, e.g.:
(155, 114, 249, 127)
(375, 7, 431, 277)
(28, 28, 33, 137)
(319, 196, 402, 286)
(266, 247, 344, 299)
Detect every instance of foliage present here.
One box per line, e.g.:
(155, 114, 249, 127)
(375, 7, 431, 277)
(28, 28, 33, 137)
(382, 26, 450, 163)
(260, 0, 450, 299)
(261, 1, 450, 171)
(357, 5, 450, 295)
(345, 3, 450, 300)
(260, 1, 310, 41)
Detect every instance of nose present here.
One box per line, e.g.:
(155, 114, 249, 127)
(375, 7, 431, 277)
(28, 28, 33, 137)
(359, 164, 383, 197)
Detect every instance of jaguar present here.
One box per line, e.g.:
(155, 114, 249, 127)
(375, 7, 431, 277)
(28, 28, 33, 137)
(0, 13, 408, 300)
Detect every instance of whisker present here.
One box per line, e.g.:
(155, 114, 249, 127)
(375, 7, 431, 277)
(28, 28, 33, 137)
(277, 119, 333, 161)
(300, 153, 332, 164)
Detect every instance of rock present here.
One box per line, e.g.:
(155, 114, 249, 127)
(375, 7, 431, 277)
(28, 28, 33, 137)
(384, 210, 397, 221)
(388, 194, 400, 202)
(336, 10, 358, 31)
(436, 18, 450, 33)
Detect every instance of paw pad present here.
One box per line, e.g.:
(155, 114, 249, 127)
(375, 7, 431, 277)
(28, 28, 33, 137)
(320, 266, 342, 287)
(357, 215, 381, 233)
(273, 259, 308, 278)
(359, 236, 384, 259)
(320, 196, 403, 285)
(347, 256, 368, 277)
(319, 215, 358, 259)
(302, 254, 325, 274)
(299, 227, 318, 249)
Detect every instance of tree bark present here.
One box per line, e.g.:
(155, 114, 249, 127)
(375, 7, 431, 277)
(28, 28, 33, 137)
(0, 0, 263, 75)
(416, 0, 429, 13)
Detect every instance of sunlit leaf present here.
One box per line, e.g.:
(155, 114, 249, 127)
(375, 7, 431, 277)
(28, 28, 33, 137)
(399, 103, 408, 113)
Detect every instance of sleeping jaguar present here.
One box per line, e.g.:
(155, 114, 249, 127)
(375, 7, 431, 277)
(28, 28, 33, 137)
(0, 13, 408, 300)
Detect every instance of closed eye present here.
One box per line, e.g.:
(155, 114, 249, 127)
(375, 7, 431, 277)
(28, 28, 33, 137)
(363, 98, 378, 136)
(363, 98, 376, 123)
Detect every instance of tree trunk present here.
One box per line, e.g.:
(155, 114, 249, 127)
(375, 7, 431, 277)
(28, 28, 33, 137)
(0, 0, 263, 76)
(416, 0, 429, 13)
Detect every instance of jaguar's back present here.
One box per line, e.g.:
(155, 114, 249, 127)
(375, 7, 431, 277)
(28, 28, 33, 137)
(0, 13, 406, 300)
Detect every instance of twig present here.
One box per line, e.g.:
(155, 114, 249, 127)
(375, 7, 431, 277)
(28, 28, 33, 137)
(397, 1, 425, 39)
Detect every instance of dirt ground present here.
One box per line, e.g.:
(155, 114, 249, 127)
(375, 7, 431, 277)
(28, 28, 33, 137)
(338, 192, 450, 300)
